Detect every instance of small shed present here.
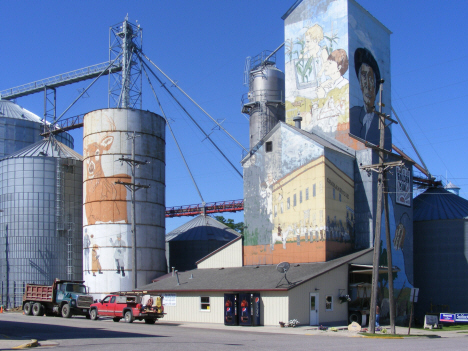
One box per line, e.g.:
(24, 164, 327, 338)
(166, 215, 240, 272)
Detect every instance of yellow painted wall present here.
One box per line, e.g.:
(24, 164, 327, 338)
(324, 158, 355, 259)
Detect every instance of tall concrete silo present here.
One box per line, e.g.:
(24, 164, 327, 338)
(0, 138, 83, 308)
(242, 51, 285, 149)
(83, 108, 166, 295)
(0, 99, 74, 158)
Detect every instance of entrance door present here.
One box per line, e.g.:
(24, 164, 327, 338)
(309, 293, 318, 325)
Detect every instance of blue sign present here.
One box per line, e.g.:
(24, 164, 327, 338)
(455, 313, 468, 323)
(440, 313, 455, 323)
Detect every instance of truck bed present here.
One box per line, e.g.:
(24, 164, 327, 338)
(24, 285, 54, 302)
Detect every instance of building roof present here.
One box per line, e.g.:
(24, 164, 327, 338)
(137, 248, 373, 292)
(242, 121, 355, 165)
(0, 99, 43, 123)
(166, 215, 241, 242)
(413, 187, 468, 221)
(2, 137, 83, 161)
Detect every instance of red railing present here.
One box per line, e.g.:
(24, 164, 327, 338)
(166, 199, 244, 218)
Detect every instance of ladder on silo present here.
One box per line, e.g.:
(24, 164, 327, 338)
(56, 162, 64, 232)
(66, 216, 74, 280)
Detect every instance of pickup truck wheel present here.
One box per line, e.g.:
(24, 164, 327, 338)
(32, 303, 43, 316)
(23, 302, 32, 316)
(113, 317, 121, 323)
(124, 311, 134, 323)
(61, 304, 72, 318)
(90, 309, 98, 320)
(144, 318, 156, 324)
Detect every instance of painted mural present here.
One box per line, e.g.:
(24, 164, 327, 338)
(284, 0, 392, 150)
(243, 124, 354, 265)
(83, 115, 130, 225)
(83, 113, 131, 292)
(285, 0, 349, 140)
(378, 191, 414, 325)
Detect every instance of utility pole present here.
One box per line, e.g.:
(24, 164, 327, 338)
(384, 177, 396, 334)
(115, 131, 150, 290)
(357, 80, 402, 334)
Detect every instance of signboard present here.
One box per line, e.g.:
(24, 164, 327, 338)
(162, 293, 176, 306)
(455, 313, 468, 323)
(424, 315, 438, 329)
(409, 288, 419, 303)
(396, 165, 411, 206)
(439, 313, 455, 323)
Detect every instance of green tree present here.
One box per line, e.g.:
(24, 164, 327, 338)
(214, 215, 244, 235)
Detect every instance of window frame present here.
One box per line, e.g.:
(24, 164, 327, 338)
(325, 295, 333, 311)
(200, 296, 211, 311)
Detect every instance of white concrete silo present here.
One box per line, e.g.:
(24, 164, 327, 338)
(83, 108, 166, 295)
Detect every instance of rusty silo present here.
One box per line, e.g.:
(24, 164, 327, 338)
(83, 108, 166, 295)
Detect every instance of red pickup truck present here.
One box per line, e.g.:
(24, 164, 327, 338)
(89, 294, 164, 324)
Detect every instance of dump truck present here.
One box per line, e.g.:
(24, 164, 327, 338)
(23, 279, 94, 318)
(89, 294, 165, 324)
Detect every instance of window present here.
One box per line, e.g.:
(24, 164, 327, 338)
(313, 184, 316, 197)
(339, 193, 342, 202)
(326, 296, 333, 311)
(110, 296, 116, 303)
(293, 194, 297, 207)
(274, 205, 277, 217)
(300, 191, 302, 203)
(200, 296, 210, 311)
(306, 188, 309, 200)
(265, 141, 273, 153)
(287, 197, 290, 209)
(333, 188, 336, 200)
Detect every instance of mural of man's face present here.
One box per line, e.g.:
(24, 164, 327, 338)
(359, 63, 376, 111)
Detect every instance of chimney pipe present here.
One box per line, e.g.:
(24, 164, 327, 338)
(293, 115, 302, 129)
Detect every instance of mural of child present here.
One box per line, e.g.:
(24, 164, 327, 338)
(91, 235, 103, 276)
(316, 49, 349, 99)
(296, 24, 329, 88)
(110, 233, 126, 277)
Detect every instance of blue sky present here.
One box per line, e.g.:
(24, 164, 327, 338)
(2, 0, 467, 233)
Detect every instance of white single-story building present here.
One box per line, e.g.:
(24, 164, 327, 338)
(138, 238, 374, 326)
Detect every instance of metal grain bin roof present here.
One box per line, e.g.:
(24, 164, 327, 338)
(413, 187, 468, 221)
(0, 99, 43, 122)
(2, 137, 83, 161)
(166, 215, 240, 242)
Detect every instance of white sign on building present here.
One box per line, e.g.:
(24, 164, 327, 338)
(162, 293, 176, 306)
(396, 165, 411, 206)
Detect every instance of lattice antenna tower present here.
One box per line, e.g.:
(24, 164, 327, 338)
(108, 15, 142, 109)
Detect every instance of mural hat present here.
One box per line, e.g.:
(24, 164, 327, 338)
(354, 48, 381, 95)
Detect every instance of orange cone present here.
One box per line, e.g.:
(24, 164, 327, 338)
(0, 306, 3, 313)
